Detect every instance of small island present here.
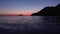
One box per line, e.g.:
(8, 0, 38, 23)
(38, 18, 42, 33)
(18, 14, 23, 16)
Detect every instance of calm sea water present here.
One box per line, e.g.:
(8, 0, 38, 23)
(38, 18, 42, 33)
(0, 16, 60, 34)
(0, 16, 59, 24)
(0, 16, 43, 24)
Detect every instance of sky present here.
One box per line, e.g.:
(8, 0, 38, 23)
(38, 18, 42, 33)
(0, 0, 60, 15)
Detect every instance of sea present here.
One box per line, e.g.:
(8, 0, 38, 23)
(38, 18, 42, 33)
(0, 16, 60, 34)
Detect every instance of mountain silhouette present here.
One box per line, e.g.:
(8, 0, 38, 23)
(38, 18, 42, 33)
(31, 4, 60, 16)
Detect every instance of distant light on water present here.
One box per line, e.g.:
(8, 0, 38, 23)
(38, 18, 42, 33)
(0, 16, 43, 24)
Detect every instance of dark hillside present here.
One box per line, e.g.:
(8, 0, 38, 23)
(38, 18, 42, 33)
(31, 4, 60, 16)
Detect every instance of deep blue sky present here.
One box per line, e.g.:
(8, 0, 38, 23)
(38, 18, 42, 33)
(0, 0, 60, 15)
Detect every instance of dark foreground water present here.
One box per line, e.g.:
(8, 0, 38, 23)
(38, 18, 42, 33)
(0, 16, 60, 34)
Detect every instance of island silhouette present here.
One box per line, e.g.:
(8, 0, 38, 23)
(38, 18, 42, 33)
(31, 4, 60, 16)
(18, 14, 23, 16)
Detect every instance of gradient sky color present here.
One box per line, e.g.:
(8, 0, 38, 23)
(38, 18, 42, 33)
(0, 0, 60, 15)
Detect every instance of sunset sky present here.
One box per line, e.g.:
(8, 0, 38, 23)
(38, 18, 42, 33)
(0, 0, 60, 15)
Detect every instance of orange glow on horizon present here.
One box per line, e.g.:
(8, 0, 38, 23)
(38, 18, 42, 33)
(0, 12, 32, 16)
(0, 10, 34, 16)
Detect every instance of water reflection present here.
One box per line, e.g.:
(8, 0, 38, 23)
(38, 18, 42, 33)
(0, 16, 59, 24)
(0, 16, 60, 34)
(0, 16, 43, 24)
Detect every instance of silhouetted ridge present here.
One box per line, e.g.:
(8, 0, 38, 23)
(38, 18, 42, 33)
(55, 4, 60, 8)
(31, 4, 60, 16)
